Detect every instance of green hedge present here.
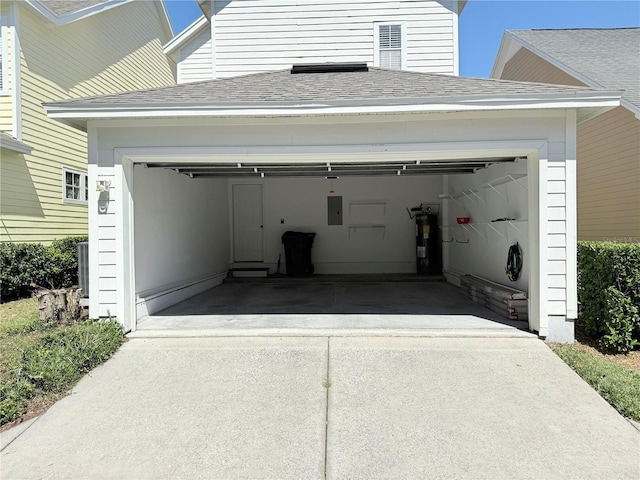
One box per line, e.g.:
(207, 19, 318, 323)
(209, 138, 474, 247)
(577, 241, 640, 353)
(0, 236, 88, 302)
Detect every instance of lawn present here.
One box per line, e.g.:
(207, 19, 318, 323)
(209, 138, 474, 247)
(550, 341, 640, 422)
(0, 298, 124, 429)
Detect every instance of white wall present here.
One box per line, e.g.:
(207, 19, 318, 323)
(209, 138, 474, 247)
(90, 109, 574, 337)
(132, 166, 229, 315)
(230, 175, 442, 274)
(177, 27, 213, 84)
(445, 160, 529, 292)
(211, 0, 456, 77)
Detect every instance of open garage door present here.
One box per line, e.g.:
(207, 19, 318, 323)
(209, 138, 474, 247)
(131, 153, 531, 334)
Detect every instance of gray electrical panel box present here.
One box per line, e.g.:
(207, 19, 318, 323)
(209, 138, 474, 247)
(328, 196, 343, 225)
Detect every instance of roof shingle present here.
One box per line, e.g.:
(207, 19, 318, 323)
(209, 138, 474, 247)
(47, 67, 601, 108)
(40, 0, 110, 16)
(507, 28, 640, 108)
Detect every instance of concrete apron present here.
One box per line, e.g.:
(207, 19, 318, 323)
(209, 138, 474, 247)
(132, 280, 535, 339)
(2, 337, 638, 480)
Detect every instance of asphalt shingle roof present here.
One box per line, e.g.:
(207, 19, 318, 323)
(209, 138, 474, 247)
(40, 0, 109, 16)
(48, 67, 601, 108)
(507, 28, 640, 108)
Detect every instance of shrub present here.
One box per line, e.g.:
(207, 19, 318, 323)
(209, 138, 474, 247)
(22, 320, 123, 393)
(578, 241, 640, 353)
(0, 319, 123, 426)
(0, 236, 88, 302)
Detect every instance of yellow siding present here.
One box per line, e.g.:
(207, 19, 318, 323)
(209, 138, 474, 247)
(576, 107, 640, 241)
(0, 1, 175, 244)
(0, 4, 13, 132)
(501, 47, 639, 241)
(501, 48, 586, 87)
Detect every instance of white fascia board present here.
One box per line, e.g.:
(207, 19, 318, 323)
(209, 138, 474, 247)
(490, 35, 524, 79)
(163, 15, 208, 55)
(0, 135, 34, 154)
(621, 99, 640, 119)
(45, 91, 623, 124)
(153, 0, 174, 41)
(25, 0, 134, 27)
(45, 97, 620, 130)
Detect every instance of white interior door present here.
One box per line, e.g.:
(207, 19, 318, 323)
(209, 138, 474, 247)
(233, 184, 264, 262)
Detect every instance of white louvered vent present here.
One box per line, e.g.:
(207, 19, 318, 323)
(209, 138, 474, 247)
(379, 24, 403, 70)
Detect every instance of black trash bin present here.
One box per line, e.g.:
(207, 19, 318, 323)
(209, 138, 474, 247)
(281, 231, 316, 276)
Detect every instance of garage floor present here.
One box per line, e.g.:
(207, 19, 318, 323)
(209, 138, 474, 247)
(135, 277, 533, 337)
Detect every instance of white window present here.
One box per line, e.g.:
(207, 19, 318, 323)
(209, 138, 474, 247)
(374, 23, 406, 70)
(0, 16, 7, 95)
(63, 168, 88, 205)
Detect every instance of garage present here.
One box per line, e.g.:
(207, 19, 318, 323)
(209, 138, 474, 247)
(44, 64, 621, 342)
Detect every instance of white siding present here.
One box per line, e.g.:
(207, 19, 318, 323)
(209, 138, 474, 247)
(177, 27, 213, 83)
(91, 110, 573, 340)
(212, 0, 456, 77)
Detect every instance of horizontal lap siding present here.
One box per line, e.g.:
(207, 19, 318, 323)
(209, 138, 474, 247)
(501, 47, 586, 87)
(178, 28, 213, 83)
(0, 2, 174, 243)
(577, 107, 640, 240)
(548, 150, 567, 316)
(213, 0, 455, 77)
(500, 48, 638, 241)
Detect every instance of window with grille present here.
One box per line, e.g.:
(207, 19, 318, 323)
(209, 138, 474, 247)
(63, 168, 88, 205)
(375, 23, 405, 70)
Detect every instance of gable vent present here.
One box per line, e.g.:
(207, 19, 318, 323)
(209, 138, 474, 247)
(291, 63, 369, 74)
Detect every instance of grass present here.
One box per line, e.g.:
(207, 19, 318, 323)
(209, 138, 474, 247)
(551, 343, 640, 422)
(0, 298, 124, 428)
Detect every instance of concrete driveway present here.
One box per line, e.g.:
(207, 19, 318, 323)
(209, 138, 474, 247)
(2, 336, 638, 479)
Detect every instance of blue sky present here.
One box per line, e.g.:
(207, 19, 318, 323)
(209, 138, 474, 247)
(164, 0, 640, 78)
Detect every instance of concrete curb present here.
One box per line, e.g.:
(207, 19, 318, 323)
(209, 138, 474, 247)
(1, 416, 40, 452)
(128, 327, 538, 339)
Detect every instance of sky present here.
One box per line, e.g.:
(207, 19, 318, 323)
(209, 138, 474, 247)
(164, 0, 640, 78)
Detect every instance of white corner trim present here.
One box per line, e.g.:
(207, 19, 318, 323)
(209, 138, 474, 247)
(162, 15, 208, 55)
(0, 15, 8, 97)
(451, 8, 459, 76)
(210, 5, 216, 79)
(565, 109, 578, 319)
(9, 5, 22, 140)
(87, 123, 100, 319)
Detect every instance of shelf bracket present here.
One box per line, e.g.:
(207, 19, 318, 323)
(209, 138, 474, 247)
(508, 221, 527, 236)
(487, 222, 507, 240)
(487, 182, 507, 200)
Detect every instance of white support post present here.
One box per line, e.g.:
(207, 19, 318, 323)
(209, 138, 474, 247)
(565, 110, 578, 319)
(114, 152, 137, 333)
(87, 123, 100, 318)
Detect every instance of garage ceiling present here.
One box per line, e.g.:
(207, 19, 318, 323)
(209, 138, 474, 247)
(143, 157, 517, 178)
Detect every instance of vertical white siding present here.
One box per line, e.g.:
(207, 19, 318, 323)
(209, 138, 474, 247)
(211, 0, 456, 77)
(177, 27, 213, 83)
